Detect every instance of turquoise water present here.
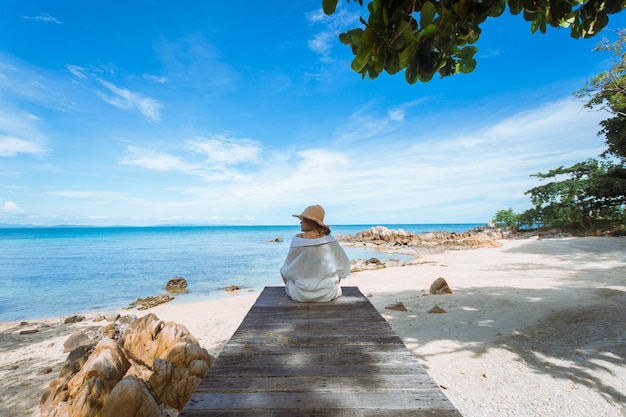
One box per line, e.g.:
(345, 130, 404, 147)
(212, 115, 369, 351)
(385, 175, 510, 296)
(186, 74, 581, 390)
(0, 224, 482, 321)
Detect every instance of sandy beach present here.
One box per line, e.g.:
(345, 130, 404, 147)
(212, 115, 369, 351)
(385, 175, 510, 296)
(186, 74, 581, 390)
(1, 236, 625, 417)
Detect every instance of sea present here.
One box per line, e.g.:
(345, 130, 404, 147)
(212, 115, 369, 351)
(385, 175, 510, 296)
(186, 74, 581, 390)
(0, 224, 483, 322)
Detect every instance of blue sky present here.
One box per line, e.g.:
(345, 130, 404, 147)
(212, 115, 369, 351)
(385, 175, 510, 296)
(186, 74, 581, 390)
(0, 1, 624, 226)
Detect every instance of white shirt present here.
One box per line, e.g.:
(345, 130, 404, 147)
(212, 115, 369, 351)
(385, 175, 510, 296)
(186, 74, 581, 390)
(280, 235, 350, 302)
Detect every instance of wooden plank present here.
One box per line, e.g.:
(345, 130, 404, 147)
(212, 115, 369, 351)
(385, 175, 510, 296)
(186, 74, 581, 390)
(179, 286, 462, 417)
(196, 375, 441, 392)
(184, 392, 456, 410)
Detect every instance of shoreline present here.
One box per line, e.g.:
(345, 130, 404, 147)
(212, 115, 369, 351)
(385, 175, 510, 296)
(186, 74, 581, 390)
(2, 236, 625, 417)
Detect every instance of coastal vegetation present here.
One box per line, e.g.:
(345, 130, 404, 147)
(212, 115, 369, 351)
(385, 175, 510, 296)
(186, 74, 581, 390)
(494, 32, 626, 233)
(322, 0, 623, 83)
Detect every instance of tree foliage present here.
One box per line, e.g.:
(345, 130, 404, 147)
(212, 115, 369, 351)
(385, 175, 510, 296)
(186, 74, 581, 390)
(322, 0, 625, 84)
(576, 30, 626, 160)
(492, 208, 521, 228)
(522, 159, 625, 230)
(492, 32, 626, 231)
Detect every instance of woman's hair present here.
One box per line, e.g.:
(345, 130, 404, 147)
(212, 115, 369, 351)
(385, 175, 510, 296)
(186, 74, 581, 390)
(303, 218, 331, 235)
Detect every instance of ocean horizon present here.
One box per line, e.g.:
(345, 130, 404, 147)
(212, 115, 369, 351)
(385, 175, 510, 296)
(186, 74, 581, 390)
(0, 223, 484, 322)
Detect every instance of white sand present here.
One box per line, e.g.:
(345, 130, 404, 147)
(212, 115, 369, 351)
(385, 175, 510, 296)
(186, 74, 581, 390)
(1, 236, 625, 417)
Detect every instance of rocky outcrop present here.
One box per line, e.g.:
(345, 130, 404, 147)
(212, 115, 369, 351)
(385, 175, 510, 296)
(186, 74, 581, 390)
(338, 225, 502, 255)
(40, 314, 211, 417)
(165, 276, 189, 293)
(127, 294, 174, 310)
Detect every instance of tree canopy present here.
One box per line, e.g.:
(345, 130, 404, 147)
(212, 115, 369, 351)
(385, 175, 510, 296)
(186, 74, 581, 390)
(322, 0, 625, 84)
(576, 31, 626, 160)
(521, 159, 625, 230)
(492, 31, 626, 232)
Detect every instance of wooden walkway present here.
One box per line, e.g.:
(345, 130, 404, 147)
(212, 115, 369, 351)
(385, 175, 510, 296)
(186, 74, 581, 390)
(179, 286, 462, 416)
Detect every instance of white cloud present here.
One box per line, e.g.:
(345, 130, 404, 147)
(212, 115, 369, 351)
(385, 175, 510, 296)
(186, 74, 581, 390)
(119, 145, 195, 172)
(0, 135, 46, 157)
(187, 135, 261, 166)
(1, 200, 23, 213)
(22, 13, 62, 24)
(66, 64, 88, 79)
(143, 74, 168, 83)
(308, 32, 335, 63)
(47, 190, 127, 199)
(97, 79, 162, 122)
(307, 7, 359, 63)
(296, 148, 348, 170)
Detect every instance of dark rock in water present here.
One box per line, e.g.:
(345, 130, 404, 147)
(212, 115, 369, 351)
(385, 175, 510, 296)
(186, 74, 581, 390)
(225, 285, 241, 293)
(165, 276, 189, 293)
(268, 236, 283, 242)
(428, 305, 447, 314)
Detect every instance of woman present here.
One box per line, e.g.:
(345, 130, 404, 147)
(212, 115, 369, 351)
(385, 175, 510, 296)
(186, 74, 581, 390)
(280, 204, 350, 302)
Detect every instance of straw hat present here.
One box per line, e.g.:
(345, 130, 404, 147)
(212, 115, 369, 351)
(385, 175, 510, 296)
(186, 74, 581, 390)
(293, 205, 330, 230)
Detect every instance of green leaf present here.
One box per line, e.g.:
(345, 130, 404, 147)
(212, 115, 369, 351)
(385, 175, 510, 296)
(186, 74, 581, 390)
(402, 46, 420, 84)
(322, 0, 338, 15)
(490, 0, 507, 17)
(584, 13, 609, 38)
(456, 57, 477, 74)
(419, 23, 439, 38)
(352, 45, 374, 72)
(531, 19, 540, 34)
(456, 45, 477, 60)
(508, 0, 522, 14)
(420, 2, 436, 28)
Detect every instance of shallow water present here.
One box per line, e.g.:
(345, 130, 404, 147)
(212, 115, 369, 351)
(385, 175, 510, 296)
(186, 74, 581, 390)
(0, 224, 482, 321)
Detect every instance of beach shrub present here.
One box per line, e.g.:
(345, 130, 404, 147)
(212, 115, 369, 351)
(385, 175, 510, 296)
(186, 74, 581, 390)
(492, 208, 521, 229)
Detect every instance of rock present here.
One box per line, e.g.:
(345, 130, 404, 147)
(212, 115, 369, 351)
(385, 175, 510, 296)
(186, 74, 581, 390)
(165, 276, 188, 293)
(338, 225, 502, 253)
(428, 305, 447, 314)
(128, 294, 174, 310)
(102, 323, 118, 339)
(63, 330, 97, 353)
(430, 277, 453, 294)
(267, 236, 283, 242)
(41, 338, 131, 417)
(105, 313, 121, 322)
(224, 285, 240, 292)
(100, 376, 165, 417)
(120, 314, 211, 409)
(64, 315, 86, 324)
(19, 329, 39, 335)
(59, 345, 93, 378)
(350, 258, 387, 272)
(41, 313, 211, 417)
(38, 366, 54, 375)
(385, 302, 408, 311)
(95, 312, 120, 322)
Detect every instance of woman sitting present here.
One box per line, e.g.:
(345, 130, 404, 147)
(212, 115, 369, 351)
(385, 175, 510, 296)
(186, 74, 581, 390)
(280, 204, 350, 302)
